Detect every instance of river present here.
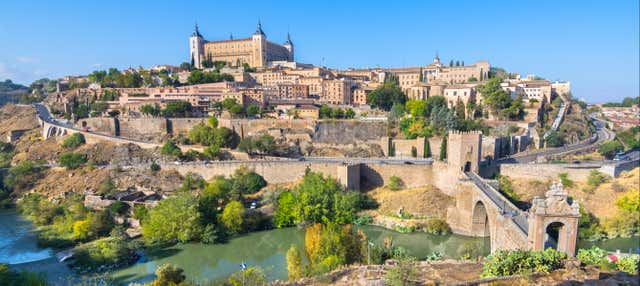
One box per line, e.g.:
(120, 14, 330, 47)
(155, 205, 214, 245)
(1, 209, 638, 285)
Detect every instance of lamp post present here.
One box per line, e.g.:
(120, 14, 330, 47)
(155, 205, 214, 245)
(240, 261, 247, 286)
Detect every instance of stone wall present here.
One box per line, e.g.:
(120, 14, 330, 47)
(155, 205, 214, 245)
(500, 163, 599, 181)
(313, 121, 387, 144)
(119, 117, 167, 142)
(155, 161, 434, 190)
(170, 118, 207, 135)
(77, 118, 117, 136)
(219, 118, 315, 139)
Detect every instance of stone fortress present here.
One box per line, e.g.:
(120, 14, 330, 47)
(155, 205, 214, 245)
(190, 21, 294, 69)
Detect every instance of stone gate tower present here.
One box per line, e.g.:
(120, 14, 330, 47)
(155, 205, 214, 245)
(527, 182, 580, 256)
(447, 130, 482, 173)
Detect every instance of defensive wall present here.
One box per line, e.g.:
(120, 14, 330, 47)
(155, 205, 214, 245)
(152, 160, 437, 191)
(500, 161, 639, 180)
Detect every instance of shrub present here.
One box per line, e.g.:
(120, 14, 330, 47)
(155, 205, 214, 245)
(227, 266, 265, 286)
(133, 205, 148, 221)
(586, 170, 610, 188)
(424, 219, 451, 235)
(354, 214, 373, 226)
(577, 246, 608, 266)
(109, 201, 128, 215)
(59, 152, 87, 169)
(221, 201, 244, 233)
(558, 173, 574, 187)
(616, 255, 639, 274)
(385, 257, 417, 286)
(97, 179, 116, 196)
(481, 248, 567, 278)
(62, 133, 86, 149)
(150, 162, 161, 171)
(160, 140, 182, 157)
(597, 140, 623, 159)
(388, 176, 402, 191)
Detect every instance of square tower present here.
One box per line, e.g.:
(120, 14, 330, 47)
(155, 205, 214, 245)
(447, 130, 482, 173)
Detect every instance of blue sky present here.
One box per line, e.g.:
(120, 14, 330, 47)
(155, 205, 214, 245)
(0, 0, 637, 103)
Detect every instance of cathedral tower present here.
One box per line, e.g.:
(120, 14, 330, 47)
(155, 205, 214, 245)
(189, 23, 205, 69)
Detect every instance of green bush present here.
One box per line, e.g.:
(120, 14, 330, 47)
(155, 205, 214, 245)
(481, 248, 567, 278)
(388, 176, 402, 191)
(577, 246, 608, 266)
(150, 162, 161, 171)
(354, 214, 373, 226)
(59, 152, 87, 169)
(558, 173, 574, 187)
(597, 140, 623, 159)
(424, 219, 451, 235)
(586, 171, 610, 188)
(616, 255, 639, 274)
(62, 133, 86, 149)
(160, 140, 182, 157)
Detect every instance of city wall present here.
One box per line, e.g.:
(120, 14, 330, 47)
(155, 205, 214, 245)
(155, 161, 436, 190)
(500, 163, 599, 181)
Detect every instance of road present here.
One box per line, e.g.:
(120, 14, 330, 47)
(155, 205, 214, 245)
(500, 116, 614, 163)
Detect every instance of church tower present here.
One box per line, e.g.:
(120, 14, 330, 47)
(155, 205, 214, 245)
(251, 20, 267, 67)
(283, 32, 294, 62)
(190, 23, 205, 69)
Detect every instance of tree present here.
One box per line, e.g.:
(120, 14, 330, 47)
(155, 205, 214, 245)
(231, 166, 267, 196)
(274, 191, 297, 228)
(455, 60, 460, 66)
(150, 162, 161, 172)
(204, 144, 220, 159)
(149, 264, 186, 286)
(345, 108, 355, 119)
(246, 105, 261, 117)
(161, 140, 182, 157)
(62, 133, 86, 149)
(597, 140, 623, 159)
(227, 266, 265, 286)
(221, 201, 244, 233)
(439, 135, 447, 160)
(449, 60, 454, 67)
(142, 193, 203, 243)
(545, 130, 565, 147)
(208, 116, 218, 128)
(162, 101, 192, 117)
(286, 245, 304, 281)
(366, 78, 407, 111)
(140, 103, 161, 117)
(424, 139, 431, 158)
(455, 99, 466, 120)
(424, 96, 447, 117)
(405, 100, 427, 118)
(59, 153, 87, 169)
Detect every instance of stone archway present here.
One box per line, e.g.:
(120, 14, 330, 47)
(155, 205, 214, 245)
(471, 201, 490, 237)
(544, 221, 566, 250)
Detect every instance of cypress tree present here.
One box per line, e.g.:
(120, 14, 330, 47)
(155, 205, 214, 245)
(439, 134, 447, 160)
(461, 61, 465, 66)
(424, 139, 431, 158)
(455, 60, 460, 66)
(449, 60, 454, 67)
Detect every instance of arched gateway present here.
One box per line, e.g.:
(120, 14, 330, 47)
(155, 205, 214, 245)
(527, 182, 580, 255)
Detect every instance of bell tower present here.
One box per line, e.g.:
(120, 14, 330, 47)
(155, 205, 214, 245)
(283, 32, 294, 62)
(189, 23, 205, 69)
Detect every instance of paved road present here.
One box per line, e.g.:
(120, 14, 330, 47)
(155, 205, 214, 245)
(500, 116, 614, 163)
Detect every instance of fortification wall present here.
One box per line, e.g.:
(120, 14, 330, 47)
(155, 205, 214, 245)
(500, 163, 599, 180)
(119, 117, 167, 142)
(170, 118, 207, 135)
(77, 118, 116, 136)
(219, 119, 315, 139)
(427, 137, 442, 160)
(313, 121, 387, 144)
(390, 137, 426, 158)
(157, 161, 434, 190)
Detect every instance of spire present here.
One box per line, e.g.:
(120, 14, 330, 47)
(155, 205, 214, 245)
(254, 19, 265, 36)
(192, 22, 202, 38)
(284, 32, 293, 45)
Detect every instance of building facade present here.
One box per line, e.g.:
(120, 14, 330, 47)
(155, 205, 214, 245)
(190, 22, 294, 69)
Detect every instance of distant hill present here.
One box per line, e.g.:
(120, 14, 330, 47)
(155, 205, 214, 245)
(0, 79, 30, 106)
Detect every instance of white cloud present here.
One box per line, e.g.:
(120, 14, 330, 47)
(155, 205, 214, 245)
(0, 60, 50, 84)
(92, 63, 103, 68)
(15, 56, 39, 64)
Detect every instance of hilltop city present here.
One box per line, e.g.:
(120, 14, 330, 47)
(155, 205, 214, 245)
(0, 21, 638, 286)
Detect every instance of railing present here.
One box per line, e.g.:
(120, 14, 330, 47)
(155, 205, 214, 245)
(466, 172, 528, 234)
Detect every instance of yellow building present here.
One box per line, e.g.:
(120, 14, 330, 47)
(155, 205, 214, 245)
(190, 21, 293, 69)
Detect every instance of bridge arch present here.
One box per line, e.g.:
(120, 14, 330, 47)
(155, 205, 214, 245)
(471, 200, 490, 237)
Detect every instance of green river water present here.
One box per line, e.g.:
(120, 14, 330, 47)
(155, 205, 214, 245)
(1, 209, 638, 285)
